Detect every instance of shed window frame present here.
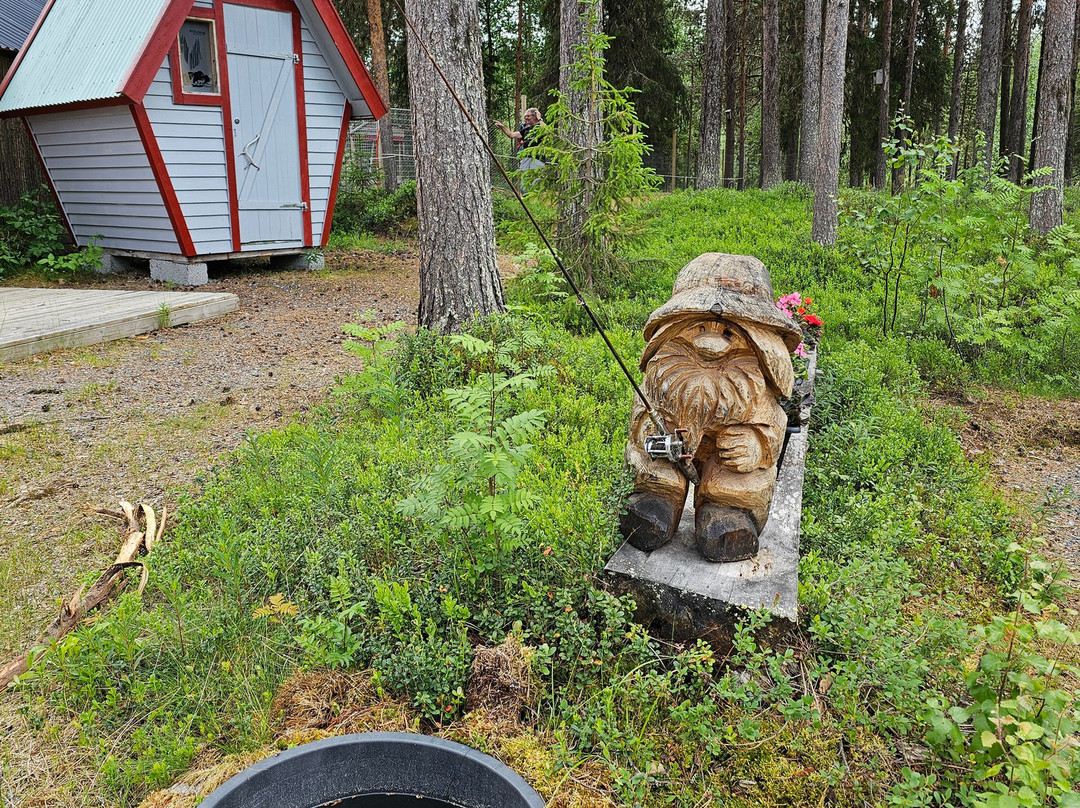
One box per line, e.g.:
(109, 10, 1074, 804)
(170, 13, 225, 106)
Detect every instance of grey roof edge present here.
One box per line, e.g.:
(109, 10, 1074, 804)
(0, 0, 48, 52)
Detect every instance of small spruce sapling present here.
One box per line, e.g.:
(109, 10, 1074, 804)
(524, 0, 659, 287)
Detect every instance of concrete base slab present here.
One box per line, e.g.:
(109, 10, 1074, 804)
(271, 251, 324, 271)
(604, 355, 816, 651)
(150, 258, 209, 286)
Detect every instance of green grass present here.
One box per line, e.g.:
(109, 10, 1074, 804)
(8, 188, 1079, 807)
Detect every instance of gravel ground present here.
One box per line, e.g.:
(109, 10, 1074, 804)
(0, 249, 420, 657)
(938, 390, 1080, 576)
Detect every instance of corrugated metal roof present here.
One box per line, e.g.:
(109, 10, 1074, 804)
(0, 0, 48, 51)
(0, 0, 171, 113)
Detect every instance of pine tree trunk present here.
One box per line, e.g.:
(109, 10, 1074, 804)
(785, 125, 799, 179)
(891, 0, 918, 194)
(1064, 4, 1080, 182)
(697, 0, 726, 189)
(515, 0, 523, 124)
(947, 0, 969, 179)
(873, 0, 892, 189)
(724, 0, 738, 186)
(799, 0, 823, 183)
(1007, 0, 1033, 182)
(367, 0, 397, 190)
(406, 0, 504, 333)
(998, 0, 1013, 158)
(738, 0, 749, 190)
(1030, 0, 1077, 234)
(812, 0, 849, 245)
(1029, 36, 1045, 172)
(559, 0, 604, 282)
(761, 0, 782, 188)
(975, 0, 1005, 177)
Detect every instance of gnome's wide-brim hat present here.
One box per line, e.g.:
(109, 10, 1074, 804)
(641, 253, 804, 397)
(643, 253, 803, 350)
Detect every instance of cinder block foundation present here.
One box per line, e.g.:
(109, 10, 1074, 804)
(150, 258, 209, 286)
(97, 251, 130, 274)
(272, 251, 324, 271)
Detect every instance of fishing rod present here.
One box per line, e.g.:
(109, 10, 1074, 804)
(389, 0, 696, 479)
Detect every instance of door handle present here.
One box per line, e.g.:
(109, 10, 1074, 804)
(241, 134, 261, 170)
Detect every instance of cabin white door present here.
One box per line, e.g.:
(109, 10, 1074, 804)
(224, 3, 305, 248)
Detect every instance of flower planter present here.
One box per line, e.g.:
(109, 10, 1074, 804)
(199, 733, 544, 808)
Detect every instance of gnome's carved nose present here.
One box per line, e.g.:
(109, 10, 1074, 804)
(691, 330, 746, 359)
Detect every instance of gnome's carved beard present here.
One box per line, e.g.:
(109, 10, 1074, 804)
(644, 340, 767, 458)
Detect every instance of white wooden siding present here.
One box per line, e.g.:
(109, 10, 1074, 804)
(301, 17, 347, 244)
(144, 56, 234, 255)
(28, 107, 181, 254)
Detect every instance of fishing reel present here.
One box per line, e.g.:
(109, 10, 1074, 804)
(644, 429, 690, 464)
(644, 428, 700, 484)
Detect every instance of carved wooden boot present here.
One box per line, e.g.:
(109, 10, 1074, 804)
(695, 504, 758, 562)
(621, 492, 685, 551)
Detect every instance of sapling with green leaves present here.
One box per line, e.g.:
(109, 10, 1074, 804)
(909, 545, 1080, 808)
(396, 321, 551, 586)
(341, 318, 410, 422)
(845, 121, 1079, 380)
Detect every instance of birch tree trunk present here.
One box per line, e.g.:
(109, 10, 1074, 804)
(947, 0, 969, 179)
(1030, 0, 1078, 234)
(696, 0, 726, 189)
(811, 0, 849, 246)
(873, 0, 892, 189)
(367, 0, 397, 190)
(799, 0, 823, 183)
(559, 0, 604, 282)
(406, 0, 504, 333)
(974, 0, 1005, 178)
(1006, 0, 1033, 182)
(761, 0, 782, 188)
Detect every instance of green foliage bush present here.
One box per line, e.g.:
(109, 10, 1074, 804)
(331, 159, 418, 236)
(0, 190, 69, 278)
(13, 186, 1080, 808)
(844, 122, 1080, 395)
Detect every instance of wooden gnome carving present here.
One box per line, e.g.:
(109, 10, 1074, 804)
(620, 254, 803, 562)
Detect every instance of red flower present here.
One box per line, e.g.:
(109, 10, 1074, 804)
(804, 297, 813, 305)
(804, 314, 823, 327)
(797, 307, 805, 314)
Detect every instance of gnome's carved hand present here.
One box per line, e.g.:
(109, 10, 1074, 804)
(715, 426, 764, 472)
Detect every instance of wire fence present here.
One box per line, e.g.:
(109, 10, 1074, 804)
(345, 107, 698, 192)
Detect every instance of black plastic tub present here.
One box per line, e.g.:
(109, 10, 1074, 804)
(198, 733, 545, 808)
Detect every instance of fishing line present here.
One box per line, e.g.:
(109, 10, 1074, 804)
(388, 0, 678, 446)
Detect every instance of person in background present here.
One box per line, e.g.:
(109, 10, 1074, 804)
(495, 108, 544, 171)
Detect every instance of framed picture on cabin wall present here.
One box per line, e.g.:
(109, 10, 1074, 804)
(178, 19, 219, 95)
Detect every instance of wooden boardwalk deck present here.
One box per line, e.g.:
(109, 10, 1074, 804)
(0, 288, 240, 362)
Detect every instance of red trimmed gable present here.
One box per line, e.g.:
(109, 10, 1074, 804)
(310, 0, 387, 120)
(121, 0, 386, 121)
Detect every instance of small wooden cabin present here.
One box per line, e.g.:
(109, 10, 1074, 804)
(0, 0, 387, 284)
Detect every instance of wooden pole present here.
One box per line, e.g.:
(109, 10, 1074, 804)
(671, 130, 678, 192)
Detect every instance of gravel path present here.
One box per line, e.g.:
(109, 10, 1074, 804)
(944, 392, 1080, 576)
